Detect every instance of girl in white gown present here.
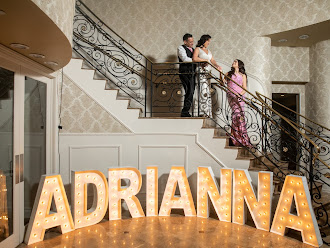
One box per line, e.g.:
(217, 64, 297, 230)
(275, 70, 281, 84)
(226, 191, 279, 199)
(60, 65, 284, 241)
(192, 35, 222, 117)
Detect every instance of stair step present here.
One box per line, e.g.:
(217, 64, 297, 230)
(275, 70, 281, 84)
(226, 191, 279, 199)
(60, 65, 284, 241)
(213, 128, 227, 138)
(236, 147, 256, 160)
(316, 208, 330, 237)
(224, 145, 242, 149)
(248, 166, 268, 172)
(105, 88, 120, 92)
(128, 107, 142, 113)
(253, 156, 289, 168)
(252, 160, 288, 170)
(248, 164, 279, 172)
(213, 135, 228, 139)
(310, 182, 323, 195)
(202, 118, 215, 128)
(116, 96, 132, 101)
(313, 191, 330, 212)
(80, 67, 95, 72)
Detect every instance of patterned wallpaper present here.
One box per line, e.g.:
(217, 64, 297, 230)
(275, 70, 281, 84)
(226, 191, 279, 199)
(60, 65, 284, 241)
(59, 74, 131, 133)
(62, 0, 329, 132)
(31, 0, 75, 44)
(271, 47, 309, 82)
(82, 0, 329, 96)
(306, 39, 330, 127)
(272, 84, 306, 116)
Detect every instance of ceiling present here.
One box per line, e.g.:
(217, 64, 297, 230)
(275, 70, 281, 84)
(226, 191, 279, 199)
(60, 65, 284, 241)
(0, 0, 72, 71)
(265, 19, 330, 47)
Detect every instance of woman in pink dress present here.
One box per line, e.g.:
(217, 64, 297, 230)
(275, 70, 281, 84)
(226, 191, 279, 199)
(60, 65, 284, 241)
(226, 59, 251, 147)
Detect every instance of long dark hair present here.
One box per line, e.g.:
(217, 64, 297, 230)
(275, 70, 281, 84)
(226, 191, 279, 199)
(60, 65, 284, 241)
(196, 34, 211, 48)
(227, 59, 247, 83)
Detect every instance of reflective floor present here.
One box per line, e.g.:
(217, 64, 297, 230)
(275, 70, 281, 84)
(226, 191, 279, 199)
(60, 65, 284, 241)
(17, 215, 318, 248)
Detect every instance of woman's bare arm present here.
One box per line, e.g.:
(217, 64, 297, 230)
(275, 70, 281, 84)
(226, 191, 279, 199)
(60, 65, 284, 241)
(192, 47, 208, 62)
(241, 74, 247, 95)
(210, 56, 222, 71)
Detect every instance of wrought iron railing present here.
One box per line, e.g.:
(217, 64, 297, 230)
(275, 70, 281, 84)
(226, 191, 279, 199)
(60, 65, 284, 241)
(257, 93, 330, 175)
(73, 0, 152, 114)
(72, 0, 330, 243)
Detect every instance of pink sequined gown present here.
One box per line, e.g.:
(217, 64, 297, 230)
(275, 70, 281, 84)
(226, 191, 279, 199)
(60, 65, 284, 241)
(227, 73, 251, 147)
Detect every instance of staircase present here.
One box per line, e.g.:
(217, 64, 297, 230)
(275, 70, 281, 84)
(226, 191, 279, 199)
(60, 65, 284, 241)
(69, 0, 330, 245)
(64, 57, 250, 171)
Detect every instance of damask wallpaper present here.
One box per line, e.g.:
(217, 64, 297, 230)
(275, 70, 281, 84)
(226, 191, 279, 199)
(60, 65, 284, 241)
(82, 0, 329, 96)
(31, 0, 75, 45)
(306, 39, 330, 127)
(271, 47, 309, 82)
(59, 74, 131, 133)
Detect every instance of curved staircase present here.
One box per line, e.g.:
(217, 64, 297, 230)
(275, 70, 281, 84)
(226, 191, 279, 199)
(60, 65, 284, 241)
(65, 0, 330, 245)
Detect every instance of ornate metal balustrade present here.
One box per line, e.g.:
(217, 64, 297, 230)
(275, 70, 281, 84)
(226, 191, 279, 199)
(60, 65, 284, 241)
(72, 0, 330, 243)
(257, 93, 330, 178)
(73, 0, 152, 114)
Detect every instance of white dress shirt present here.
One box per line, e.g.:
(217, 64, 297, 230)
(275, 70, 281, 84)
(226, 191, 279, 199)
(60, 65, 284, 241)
(177, 45, 193, 62)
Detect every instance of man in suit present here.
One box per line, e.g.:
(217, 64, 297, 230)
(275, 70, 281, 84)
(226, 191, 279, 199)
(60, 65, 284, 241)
(177, 33, 195, 117)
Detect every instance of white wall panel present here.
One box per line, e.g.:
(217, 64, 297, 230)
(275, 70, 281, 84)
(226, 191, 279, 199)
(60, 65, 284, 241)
(138, 145, 187, 194)
(69, 145, 121, 181)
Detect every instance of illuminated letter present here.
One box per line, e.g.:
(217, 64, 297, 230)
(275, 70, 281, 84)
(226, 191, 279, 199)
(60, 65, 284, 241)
(159, 166, 196, 216)
(197, 167, 232, 221)
(71, 170, 108, 229)
(271, 175, 322, 247)
(25, 175, 74, 245)
(233, 170, 273, 231)
(146, 167, 158, 216)
(108, 168, 145, 220)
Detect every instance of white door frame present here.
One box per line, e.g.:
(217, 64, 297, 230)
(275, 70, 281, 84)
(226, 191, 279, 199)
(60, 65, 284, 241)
(0, 45, 58, 247)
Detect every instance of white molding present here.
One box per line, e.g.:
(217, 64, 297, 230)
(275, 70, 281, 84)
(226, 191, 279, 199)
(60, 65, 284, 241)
(60, 132, 225, 168)
(137, 145, 188, 171)
(68, 145, 122, 181)
(194, 135, 226, 168)
(0, 44, 55, 78)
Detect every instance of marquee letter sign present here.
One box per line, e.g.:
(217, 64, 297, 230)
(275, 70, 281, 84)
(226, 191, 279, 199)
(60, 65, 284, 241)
(108, 168, 145, 220)
(71, 170, 108, 229)
(159, 166, 196, 217)
(233, 170, 273, 231)
(271, 175, 322, 247)
(25, 168, 323, 247)
(197, 167, 232, 222)
(24, 175, 74, 245)
(146, 167, 158, 216)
